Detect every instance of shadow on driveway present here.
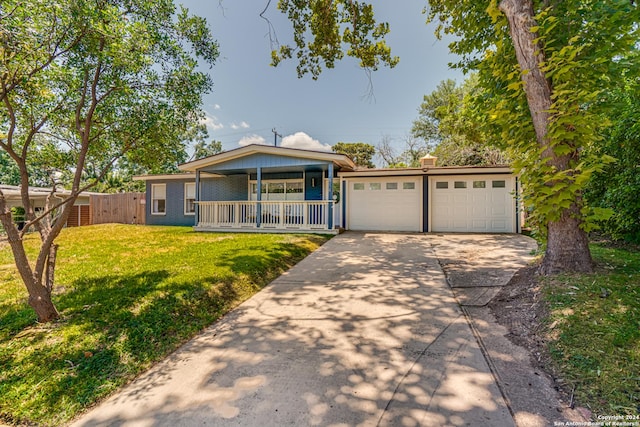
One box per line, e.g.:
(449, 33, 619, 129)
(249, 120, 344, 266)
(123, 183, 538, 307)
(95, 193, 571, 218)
(71, 232, 515, 427)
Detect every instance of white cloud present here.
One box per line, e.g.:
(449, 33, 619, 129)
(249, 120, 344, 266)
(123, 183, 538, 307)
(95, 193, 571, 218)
(230, 121, 250, 130)
(213, 104, 221, 110)
(238, 134, 267, 146)
(280, 132, 332, 152)
(200, 114, 224, 131)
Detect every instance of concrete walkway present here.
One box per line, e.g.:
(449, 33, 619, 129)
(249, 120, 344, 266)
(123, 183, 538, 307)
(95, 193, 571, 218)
(72, 233, 524, 427)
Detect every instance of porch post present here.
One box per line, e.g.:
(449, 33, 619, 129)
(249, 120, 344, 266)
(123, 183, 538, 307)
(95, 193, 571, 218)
(195, 169, 200, 226)
(328, 163, 334, 230)
(256, 167, 262, 228)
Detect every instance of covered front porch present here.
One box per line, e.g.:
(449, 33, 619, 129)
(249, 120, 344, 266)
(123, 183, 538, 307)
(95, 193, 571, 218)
(195, 200, 335, 233)
(180, 145, 353, 234)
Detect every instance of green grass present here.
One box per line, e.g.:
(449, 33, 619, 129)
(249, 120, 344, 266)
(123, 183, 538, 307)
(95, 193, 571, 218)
(0, 224, 329, 426)
(544, 243, 640, 415)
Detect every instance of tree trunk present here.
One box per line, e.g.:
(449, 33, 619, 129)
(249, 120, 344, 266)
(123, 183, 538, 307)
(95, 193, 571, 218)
(542, 207, 593, 275)
(0, 197, 60, 322)
(27, 280, 60, 323)
(499, 0, 593, 273)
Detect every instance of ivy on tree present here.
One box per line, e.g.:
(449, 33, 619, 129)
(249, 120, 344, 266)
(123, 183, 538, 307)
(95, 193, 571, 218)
(271, 0, 640, 274)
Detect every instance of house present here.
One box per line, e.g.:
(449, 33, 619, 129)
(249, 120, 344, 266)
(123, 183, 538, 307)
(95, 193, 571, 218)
(0, 184, 96, 228)
(134, 144, 521, 234)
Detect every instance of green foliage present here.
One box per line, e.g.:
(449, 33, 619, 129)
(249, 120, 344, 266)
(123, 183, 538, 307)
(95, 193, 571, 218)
(272, 0, 398, 79)
(0, 224, 328, 426)
(411, 75, 507, 166)
(428, 0, 640, 236)
(544, 243, 640, 414)
(0, 0, 219, 322)
(585, 84, 640, 242)
(1, 0, 219, 192)
(0, 151, 20, 185)
(332, 141, 375, 168)
(192, 139, 222, 161)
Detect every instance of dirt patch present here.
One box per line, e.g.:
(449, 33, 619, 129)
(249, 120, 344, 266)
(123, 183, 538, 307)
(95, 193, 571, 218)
(488, 264, 579, 411)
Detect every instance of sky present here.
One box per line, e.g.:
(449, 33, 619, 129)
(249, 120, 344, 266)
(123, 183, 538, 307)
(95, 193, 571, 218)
(177, 1, 464, 158)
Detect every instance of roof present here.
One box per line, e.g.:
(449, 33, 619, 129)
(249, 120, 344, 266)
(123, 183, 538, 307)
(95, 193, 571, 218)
(132, 172, 221, 181)
(0, 184, 101, 202)
(177, 144, 356, 172)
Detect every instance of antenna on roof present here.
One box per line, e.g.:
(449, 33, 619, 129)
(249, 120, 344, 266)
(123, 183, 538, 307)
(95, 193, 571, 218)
(272, 128, 282, 146)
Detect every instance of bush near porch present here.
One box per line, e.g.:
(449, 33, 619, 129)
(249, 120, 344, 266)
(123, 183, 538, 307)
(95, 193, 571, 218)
(0, 225, 329, 426)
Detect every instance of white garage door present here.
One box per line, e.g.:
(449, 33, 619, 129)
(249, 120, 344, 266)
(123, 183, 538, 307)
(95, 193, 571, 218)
(347, 177, 422, 231)
(430, 175, 515, 232)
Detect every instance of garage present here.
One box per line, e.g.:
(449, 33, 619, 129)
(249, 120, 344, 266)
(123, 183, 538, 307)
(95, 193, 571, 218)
(429, 174, 516, 233)
(346, 176, 422, 231)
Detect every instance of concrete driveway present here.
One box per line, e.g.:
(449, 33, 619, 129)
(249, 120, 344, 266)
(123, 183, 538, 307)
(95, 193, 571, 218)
(72, 232, 532, 427)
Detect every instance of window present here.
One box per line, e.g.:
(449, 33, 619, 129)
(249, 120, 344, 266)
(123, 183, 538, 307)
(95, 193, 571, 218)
(250, 180, 304, 200)
(151, 184, 166, 215)
(454, 181, 467, 189)
(435, 182, 448, 189)
(369, 182, 381, 190)
(184, 182, 196, 215)
(403, 182, 416, 190)
(492, 180, 506, 188)
(286, 181, 303, 195)
(473, 181, 486, 189)
(386, 182, 398, 190)
(353, 183, 365, 190)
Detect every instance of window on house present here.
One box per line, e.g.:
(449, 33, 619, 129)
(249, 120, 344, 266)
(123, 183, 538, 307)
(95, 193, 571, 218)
(184, 182, 195, 215)
(369, 182, 381, 190)
(250, 180, 304, 200)
(492, 180, 506, 188)
(435, 182, 448, 189)
(151, 184, 166, 215)
(386, 182, 398, 190)
(353, 183, 365, 190)
(473, 181, 486, 188)
(454, 181, 467, 189)
(403, 182, 416, 190)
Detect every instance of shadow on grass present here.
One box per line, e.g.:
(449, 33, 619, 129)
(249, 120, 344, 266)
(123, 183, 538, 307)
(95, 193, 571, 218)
(0, 270, 242, 426)
(0, 236, 325, 426)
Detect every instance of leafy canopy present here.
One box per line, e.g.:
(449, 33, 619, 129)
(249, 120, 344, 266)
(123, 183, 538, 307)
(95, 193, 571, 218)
(272, 0, 399, 79)
(411, 75, 506, 166)
(427, 0, 640, 233)
(332, 141, 375, 168)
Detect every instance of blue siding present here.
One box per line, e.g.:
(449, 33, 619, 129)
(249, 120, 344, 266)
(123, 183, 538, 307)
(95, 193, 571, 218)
(201, 153, 331, 172)
(146, 180, 195, 226)
(305, 171, 323, 200)
(249, 171, 303, 181)
(200, 175, 248, 201)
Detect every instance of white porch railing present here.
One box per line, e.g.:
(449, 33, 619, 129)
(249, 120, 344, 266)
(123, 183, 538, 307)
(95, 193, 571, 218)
(197, 201, 334, 231)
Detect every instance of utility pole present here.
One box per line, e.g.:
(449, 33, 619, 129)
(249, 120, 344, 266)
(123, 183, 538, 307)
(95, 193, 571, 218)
(272, 128, 282, 146)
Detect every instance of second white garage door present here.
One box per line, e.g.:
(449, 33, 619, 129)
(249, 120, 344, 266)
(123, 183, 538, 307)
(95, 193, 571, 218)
(430, 175, 515, 232)
(346, 177, 422, 232)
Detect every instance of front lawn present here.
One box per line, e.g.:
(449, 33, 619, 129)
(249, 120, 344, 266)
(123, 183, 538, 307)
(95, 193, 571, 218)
(544, 243, 640, 415)
(0, 224, 329, 426)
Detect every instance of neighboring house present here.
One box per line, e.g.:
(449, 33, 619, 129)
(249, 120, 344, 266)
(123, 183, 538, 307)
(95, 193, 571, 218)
(135, 144, 522, 234)
(0, 185, 96, 228)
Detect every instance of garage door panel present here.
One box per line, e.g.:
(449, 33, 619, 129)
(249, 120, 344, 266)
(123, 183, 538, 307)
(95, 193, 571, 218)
(431, 175, 514, 233)
(348, 178, 421, 231)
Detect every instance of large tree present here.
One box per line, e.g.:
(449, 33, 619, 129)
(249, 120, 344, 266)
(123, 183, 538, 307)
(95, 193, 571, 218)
(272, 0, 640, 274)
(0, 0, 218, 322)
(412, 76, 507, 166)
(332, 141, 376, 168)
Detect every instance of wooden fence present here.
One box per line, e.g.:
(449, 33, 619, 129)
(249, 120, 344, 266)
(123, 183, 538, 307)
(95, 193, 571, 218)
(90, 192, 146, 225)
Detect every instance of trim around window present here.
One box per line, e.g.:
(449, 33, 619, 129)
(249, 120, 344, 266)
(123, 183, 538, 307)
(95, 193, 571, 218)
(151, 183, 166, 215)
(184, 182, 196, 215)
